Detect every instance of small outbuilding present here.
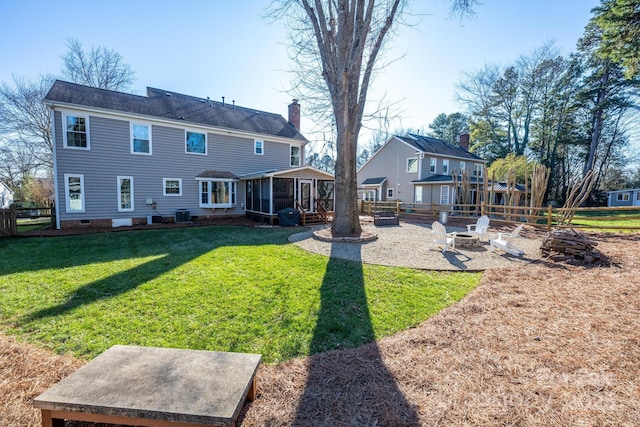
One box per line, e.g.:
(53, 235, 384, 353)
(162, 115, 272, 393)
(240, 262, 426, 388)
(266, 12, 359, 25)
(607, 189, 640, 207)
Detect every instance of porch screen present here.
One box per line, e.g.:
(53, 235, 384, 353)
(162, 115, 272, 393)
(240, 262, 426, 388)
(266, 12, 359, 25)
(317, 180, 334, 211)
(273, 178, 294, 211)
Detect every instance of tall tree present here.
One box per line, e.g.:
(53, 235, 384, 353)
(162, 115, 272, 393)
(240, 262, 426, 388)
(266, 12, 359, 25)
(274, 0, 475, 236)
(593, 0, 640, 79)
(61, 38, 136, 91)
(428, 112, 469, 145)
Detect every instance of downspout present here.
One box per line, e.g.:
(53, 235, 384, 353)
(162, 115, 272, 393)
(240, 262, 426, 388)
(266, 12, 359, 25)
(50, 107, 61, 230)
(269, 176, 273, 215)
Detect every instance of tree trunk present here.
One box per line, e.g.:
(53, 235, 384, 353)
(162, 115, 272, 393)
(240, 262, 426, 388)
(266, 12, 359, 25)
(331, 107, 362, 236)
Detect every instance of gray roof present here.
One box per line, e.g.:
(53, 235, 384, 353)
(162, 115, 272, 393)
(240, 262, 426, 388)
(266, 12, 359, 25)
(398, 134, 483, 161)
(195, 170, 239, 180)
(44, 80, 306, 142)
(361, 177, 387, 185)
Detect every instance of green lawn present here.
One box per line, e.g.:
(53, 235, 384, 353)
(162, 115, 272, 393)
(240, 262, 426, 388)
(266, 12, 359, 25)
(0, 226, 479, 363)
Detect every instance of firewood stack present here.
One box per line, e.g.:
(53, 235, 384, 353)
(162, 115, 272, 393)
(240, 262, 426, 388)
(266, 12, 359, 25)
(541, 228, 602, 265)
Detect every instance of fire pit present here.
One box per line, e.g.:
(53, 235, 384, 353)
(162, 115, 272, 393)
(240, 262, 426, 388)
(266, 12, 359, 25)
(455, 233, 481, 249)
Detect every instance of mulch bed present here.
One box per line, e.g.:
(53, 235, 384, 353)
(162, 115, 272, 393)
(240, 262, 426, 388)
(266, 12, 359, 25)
(2, 231, 639, 426)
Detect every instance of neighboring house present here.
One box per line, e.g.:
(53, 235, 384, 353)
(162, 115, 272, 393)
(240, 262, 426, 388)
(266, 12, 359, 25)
(0, 181, 14, 209)
(44, 80, 334, 229)
(357, 133, 485, 205)
(607, 189, 640, 207)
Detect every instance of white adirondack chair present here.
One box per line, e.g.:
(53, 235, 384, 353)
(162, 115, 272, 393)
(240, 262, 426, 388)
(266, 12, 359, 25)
(490, 224, 525, 256)
(467, 215, 490, 241)
(430, 221, 457, 253)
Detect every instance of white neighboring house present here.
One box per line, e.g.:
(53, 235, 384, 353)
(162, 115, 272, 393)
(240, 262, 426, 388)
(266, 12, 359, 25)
(0, 181, 14, 209)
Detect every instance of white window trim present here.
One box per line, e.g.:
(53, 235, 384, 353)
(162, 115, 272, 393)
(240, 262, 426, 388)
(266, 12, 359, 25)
(62, 112, 90, 150)
(290, 145, 301, 167)
(130, 122, 152, 155)
(387, 188, 394, 199)
(443, 159, 449, 175)
(163, 178, 183, 196)
(459, 161, 465, 172)
(474, 163, 483, 177)
(117, 176, 134, 212)
(440, 185, 450, 205)
(254, 139, 264, 155)
(64, 173, 85, 213)
(197, 178, 237, 208)
(430, 158, 436, 173)
(406, 157, 418, 173)
(185, 129, 207, 155)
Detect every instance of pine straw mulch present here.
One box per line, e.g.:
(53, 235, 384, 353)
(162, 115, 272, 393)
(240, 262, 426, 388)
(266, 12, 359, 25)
(2, 232, 640, 426)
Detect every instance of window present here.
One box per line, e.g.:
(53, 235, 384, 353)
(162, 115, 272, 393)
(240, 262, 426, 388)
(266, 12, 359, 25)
(406, 157, 418, 173)
(474, 163, 483, 177)
(186, 130, 206, 154)
(430, 158, 436, 173)
(618, 193, 630, 201)
(440, 185, 450, 204)
(64, 174, 85, 212)
(117, 176, 134, 212)
(63, 113, 89, 149)
(254, 140, 264, 155)
(415, 186, 423, 203)
(163, 178, 182, 196)
(290, 145, 301, 167)
(131, 123, 151, 154)
(387, 188, 394, 199)
(199, 180, 237, 207)
(459, 161, 465, 173)
(443, 159, 449, 174)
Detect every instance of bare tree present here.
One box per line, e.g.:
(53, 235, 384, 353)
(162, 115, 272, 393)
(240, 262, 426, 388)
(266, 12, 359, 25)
(0, 74, 55, 170)
(61, 38, 136, 91)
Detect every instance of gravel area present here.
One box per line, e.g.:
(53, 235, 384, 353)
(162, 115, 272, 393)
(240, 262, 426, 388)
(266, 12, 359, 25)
(290, 218, 542, 271)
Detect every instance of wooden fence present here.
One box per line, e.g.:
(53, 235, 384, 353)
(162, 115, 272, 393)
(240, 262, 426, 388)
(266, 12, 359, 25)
(0, 203, 55, 237)
(360, 200, 640, 231)
(0, 206, 17, 237)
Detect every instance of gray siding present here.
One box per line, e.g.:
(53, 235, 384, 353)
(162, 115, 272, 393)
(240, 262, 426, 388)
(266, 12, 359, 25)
(54, 111, 301, 223)
(357, 138, 418, 202)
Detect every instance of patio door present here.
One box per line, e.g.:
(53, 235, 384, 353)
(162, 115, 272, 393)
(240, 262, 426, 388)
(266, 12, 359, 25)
(298, 180, 313, 211)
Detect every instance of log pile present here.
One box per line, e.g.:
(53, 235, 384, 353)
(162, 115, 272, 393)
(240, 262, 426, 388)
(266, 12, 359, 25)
(541, 228, 603, 265)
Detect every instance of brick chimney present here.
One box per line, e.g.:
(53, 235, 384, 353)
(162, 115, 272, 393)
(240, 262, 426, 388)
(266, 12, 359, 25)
(459, 133, 470, 150)
(288, 99, 300, 130)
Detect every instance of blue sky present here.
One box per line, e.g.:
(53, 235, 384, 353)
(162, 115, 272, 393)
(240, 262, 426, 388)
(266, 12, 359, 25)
(0, 0, 600, 147)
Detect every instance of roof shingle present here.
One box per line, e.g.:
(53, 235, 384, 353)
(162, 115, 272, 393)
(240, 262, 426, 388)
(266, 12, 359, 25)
(44, 80, 306, 142)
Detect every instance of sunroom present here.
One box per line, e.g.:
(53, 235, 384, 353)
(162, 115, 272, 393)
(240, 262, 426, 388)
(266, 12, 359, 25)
(241, 166, 335, 224)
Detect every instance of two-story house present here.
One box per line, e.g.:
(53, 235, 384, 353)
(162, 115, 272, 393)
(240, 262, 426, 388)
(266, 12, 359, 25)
(357, 133, 485, 205)
(44, 80, 334, 229)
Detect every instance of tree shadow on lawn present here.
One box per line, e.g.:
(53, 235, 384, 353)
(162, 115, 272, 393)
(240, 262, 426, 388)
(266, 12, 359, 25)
(291, 244, 419, 426)
(14, 226, 297, 324)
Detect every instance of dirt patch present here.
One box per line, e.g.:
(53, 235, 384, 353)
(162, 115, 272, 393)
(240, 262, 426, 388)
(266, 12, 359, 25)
(2, 233, 639, 426)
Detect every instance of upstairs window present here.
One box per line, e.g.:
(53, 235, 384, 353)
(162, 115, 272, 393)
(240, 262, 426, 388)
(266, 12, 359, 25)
(429, 158, 436, 173)
(186, 130, 206, 155)
(474, 163, 483, 177)
(290, 145, 301, 167)
(443, 159, 449, 175)
(459, 161, 465, 173)
(63, 113, 89, 149)
(131, 123, 151, 154)
(254, 140, 264, 155)
(406, 157, 418, 173)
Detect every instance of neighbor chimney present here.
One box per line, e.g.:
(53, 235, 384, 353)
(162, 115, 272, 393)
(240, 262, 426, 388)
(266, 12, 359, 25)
(288, 99, 300, 130)
(459, 133, 470, 150)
